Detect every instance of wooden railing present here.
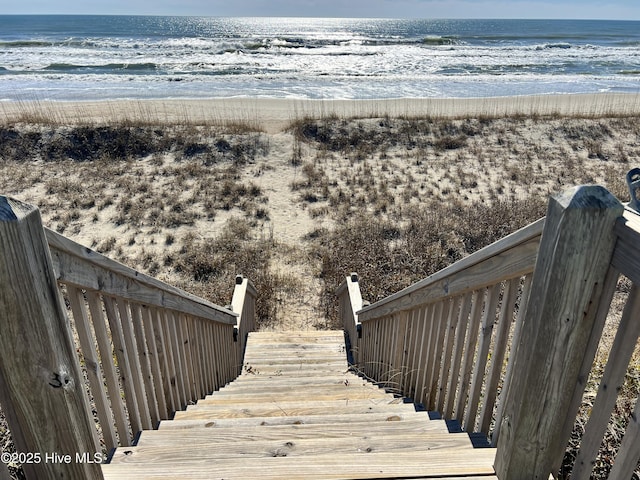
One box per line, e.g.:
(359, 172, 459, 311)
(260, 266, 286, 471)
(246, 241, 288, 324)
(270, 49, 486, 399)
(339, 184, 640, 479)
(0, 196, 256, 479)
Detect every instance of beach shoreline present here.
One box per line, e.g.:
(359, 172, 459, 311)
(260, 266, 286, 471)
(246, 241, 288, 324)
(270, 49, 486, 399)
(3, 92, 640, 133)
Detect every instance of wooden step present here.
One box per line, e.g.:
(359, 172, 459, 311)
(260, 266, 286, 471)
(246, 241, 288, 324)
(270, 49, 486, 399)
(172, 400, 416, 419)
(151, 422, 451, 446)
(189, 391, 392, 406)
(102, 449, 497, 479)
(227, 372, 367, 386)
(162, 411, 442, 430)
(212, 382, 385, 397)
(110, 431, 478, 463)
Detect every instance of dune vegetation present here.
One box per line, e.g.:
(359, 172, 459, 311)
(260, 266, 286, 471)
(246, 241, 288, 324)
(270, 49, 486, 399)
(0, 105, 639, 478)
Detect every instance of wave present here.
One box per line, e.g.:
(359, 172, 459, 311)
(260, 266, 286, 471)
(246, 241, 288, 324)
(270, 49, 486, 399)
(0, 40, 55, 47)
(43, 62, 159, 72)
(535, 43, 573, 50)
(420, 36, 460, 46)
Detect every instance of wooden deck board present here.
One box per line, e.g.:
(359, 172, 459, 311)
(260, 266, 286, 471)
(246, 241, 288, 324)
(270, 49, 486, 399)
(150, 416, 451, 438)
(102, 450, 496, 479)
(109, 432, 480, 462)
(169, 410, 432, 426)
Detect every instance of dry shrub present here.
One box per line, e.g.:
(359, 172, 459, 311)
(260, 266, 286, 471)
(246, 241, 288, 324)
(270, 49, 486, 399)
(170, 217, 287, 328)
(311, 195, 547, 325)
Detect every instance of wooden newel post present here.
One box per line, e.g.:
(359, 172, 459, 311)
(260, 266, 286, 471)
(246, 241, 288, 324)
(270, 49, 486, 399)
(0, 197, 103, 479)
(494, 186, 623, 479)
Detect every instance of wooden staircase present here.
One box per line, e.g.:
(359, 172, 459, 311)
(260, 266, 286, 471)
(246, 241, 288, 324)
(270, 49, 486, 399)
(102, 330, 497, 479)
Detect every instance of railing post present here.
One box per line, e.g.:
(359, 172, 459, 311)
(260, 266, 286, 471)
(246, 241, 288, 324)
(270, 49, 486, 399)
(494, 186, 623, 479)
(337, 273, 363, 364)
(0, 196, 103, 479)
(231, 274, 256, 373)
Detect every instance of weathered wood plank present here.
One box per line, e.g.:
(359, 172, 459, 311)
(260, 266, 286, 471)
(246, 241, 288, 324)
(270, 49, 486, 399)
(479, 277, 518, 435)
(445, 291, 473, 418)
(46, 227, 237, 325)
(0, 196, 103, 479)
(104, 295, 142, 436)
(611, 207, 640, 285)
(495, 185, 623, 479)
(464, 283, 500, 433)
(102, 449, 496, 479)
(214, 382, 383, 395)
(607, 389, 640, 479)
(171, 401, 415, 419)
(186, 389, 393, 406)
(110, 432, 477, 463)
(161, 411, 436, 429)
(140, 305, 169, 421)
(66, 286, 118, 452)
(454, 289, 483, 423)
(570, 284, 640, 479)
(118, 299, 153, 431)
(130, 303, 161, 428)
(86, 291, 132, 445)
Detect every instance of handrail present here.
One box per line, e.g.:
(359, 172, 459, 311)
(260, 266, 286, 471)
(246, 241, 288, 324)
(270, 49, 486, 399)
(0, 196, 255, 480)
(357, 217, 544, 322)
(340, 184, 640, 479)
(46, 227, 237, 325)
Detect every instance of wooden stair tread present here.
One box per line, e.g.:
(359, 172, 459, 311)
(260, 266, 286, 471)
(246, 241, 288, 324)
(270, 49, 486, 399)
(152, 415, 451, 437)
(102, 449, 496, 479)
(110, 431, 479, 462)
(210, 382, 385, 394)
(174, 403, 415, 419)
(162, 410, 445, 428)
(170, 410, 432, 426)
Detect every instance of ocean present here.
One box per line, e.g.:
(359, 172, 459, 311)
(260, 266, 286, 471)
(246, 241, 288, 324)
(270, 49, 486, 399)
(1, 15, 640, 101)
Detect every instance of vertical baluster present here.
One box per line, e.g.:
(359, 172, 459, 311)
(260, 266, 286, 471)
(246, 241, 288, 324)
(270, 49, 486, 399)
(464, 283, 500, 433)
(140, 306, 169, 420)
(130, 303, 160, 428)
(117, 300, 152, 431)
(176, 313, 196, 404)
(608, 389, 640, 479)
(406, 306, 426, 400)
(479, 277, 519, 436)
(159, 310, 180, 410)
(414, 303, 434, 407)
(571, 285, 640, 479)
(166, 311, 187, 409)
(103, 295, 142, 437)
(427, 300, 448, 411)
(492, 275, 532, 445)
(66, 286, 116, 452)
(454, 289, 484, 423)
(445, 291, 473, 419)
(86, 292, 131, 445)
(150, 307, 175, 415)
(188, 315, 202, 400)
(391, 311, 409, 394)
(436, 296, 460, 412)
